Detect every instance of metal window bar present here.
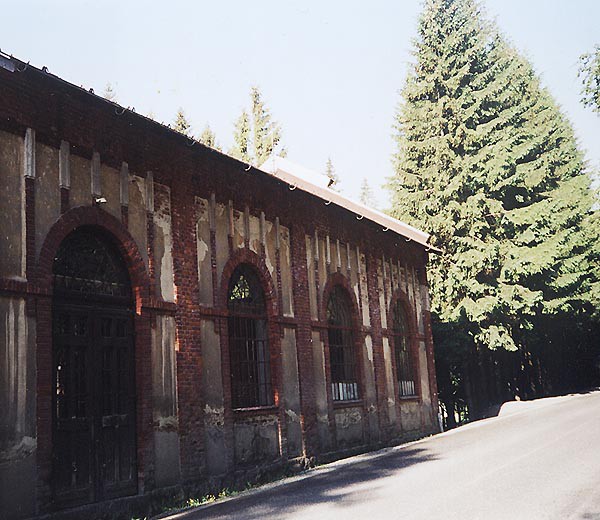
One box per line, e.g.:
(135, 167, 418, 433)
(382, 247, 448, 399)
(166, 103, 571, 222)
(327, 286, 359, 401)
(392, 302, 416, 397)
(227, 265, 273, 408)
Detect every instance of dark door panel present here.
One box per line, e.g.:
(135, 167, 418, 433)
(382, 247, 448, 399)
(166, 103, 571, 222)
(52, 304, 137, 508)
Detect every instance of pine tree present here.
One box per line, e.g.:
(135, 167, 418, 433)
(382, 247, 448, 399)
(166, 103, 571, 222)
(325, 157, 341, 191)
(359, 178, 376, 208)
(229, 110, 251, 163)
(173, 108, 191, 136)
(103, 82, 117, 102)
(388, 0, 600, 404)
(199, 124, 221, 151)
(579, 45, 600, 114)
(229, 87, 285, 166)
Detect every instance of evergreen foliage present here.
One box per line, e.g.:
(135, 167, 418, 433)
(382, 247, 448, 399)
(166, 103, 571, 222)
(229, 87, 285, 166)
(359, 178, 377, 208)
(388, 0, 600, 409)
(103, 82, 117, 102)
(325, 157, 341, 191)
(579, 45, 600, 114)
(173, 108, 191, 136)
(199, 124, 221, 151)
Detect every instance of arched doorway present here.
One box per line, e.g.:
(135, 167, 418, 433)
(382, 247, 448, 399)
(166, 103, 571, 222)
(52, 227, 137, 507)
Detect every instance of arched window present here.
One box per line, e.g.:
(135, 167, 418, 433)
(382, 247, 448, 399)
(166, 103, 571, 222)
(227, 264, 273, 408)
(392, 301, 417, 397)
(327, 285, 359, 401)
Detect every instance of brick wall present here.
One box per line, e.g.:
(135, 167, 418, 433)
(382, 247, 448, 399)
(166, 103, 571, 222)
(0, 58, 439, 518)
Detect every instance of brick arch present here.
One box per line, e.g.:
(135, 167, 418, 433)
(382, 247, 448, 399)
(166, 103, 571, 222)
(321, 271, 361, 330)
(388, 288, 418, 335)
(219, 248, 278, 318)
(34, 205, 154, 512)
(37, 205, 150, 308)
(387, 287, 422, 401)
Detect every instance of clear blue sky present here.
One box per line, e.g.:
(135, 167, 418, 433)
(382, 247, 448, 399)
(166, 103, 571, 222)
(4, 0, 599, 206)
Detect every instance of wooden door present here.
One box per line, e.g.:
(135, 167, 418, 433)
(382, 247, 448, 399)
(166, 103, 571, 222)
(52, 304, 137, 507)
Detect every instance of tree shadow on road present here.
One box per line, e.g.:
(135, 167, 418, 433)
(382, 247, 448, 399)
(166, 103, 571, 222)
(177, 446, 437, 520)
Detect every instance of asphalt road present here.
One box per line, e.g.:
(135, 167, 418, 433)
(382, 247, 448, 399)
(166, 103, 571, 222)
(169, 391, 600, 520)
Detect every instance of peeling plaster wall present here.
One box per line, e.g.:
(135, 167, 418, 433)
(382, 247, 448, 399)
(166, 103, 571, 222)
(215, 202, 229, 284)
(34, 143, 60, 260)
(128, 175, 148, 268)
(0, 130, 24, 278)
(196, 197, 212, 305)
(281, 327, 302, 457)
(280, 226, 294, 317)
(69, 154, 91, 209)
(0, 296, 36, 519)
(200, 319, 226, 475)
(154, 184, 175, 302)
(334, 407, 363, 449)
(100, 164, 121, 221)
(305, 236, 318, 320)
(234, 414, 279, 466)
(312, 330, 331, 451)
(382, 337, 397, 425)
(152, 315, 180, 486)
(362, 334, 379, 441)
(358, 253, 370, 327)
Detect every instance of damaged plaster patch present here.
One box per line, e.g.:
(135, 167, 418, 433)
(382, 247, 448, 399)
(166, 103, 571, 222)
(317, 413, 329, 424)
(335, 409, 362, 429)
(285, 409, 300, 422)
(197, 237, 209, 263)
(156, 416, 179, 430)
(204, 405, 225, 428)
(0, 436, 36, 463)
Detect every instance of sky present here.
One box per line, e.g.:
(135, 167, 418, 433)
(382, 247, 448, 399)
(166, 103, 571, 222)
(3, 0, 599, 207)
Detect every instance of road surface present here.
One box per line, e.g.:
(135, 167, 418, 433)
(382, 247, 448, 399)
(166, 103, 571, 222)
(168, 391, 600, 520)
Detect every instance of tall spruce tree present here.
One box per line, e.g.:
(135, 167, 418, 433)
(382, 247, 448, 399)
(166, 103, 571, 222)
(388, 0, 600, 403)
(199, 124, 221, 151)
(359, 178, 377, 208)
(173, 108, 191, 136)
(229, 87, 285, 166)
(325, 157, 341, 191)
(579, 45, 600, 114)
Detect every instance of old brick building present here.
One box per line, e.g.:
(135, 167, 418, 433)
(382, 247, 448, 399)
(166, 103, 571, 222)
(0, 54, 440, 518)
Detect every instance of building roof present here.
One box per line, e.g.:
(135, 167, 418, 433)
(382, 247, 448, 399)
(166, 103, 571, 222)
(260, 156, 438, 251)
(1, 51, 439, 252)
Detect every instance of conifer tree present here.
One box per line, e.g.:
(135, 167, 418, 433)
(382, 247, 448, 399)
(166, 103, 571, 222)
(199, 124, 221, 151)
(230, 87, 285, 166)
(325, 157, 341, 191)
(103, 82, 117, 102)
(388, 0, 600, 375)
(359, 178, 377, 208)
(579, 45, 600, 114)
(229, 110, 251, 163)
(173, 108, 191, 136)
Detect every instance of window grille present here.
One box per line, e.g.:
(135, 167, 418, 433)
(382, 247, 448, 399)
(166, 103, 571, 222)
(327, 285, 359, 401)
(53, 227, 131, 301)
(392, 301, 416, 397)
(227, 265, 273, 408)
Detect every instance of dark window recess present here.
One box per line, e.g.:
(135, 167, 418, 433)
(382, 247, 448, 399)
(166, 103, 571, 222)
(53, 228, 131, 300)
(327, 286, 359, 401)
(227, 265, 273, 408)
(392, 302, 416, 397)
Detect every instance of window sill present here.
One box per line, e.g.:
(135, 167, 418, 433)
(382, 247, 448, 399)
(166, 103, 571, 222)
(398, 395, 420, 402)
(333, 399, 363, 409)
(233, 405, 278, 417)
